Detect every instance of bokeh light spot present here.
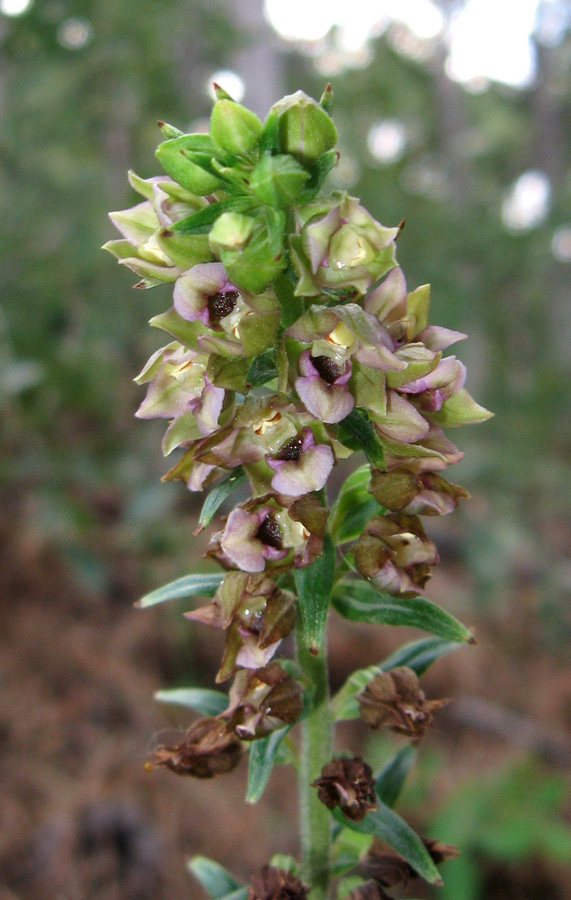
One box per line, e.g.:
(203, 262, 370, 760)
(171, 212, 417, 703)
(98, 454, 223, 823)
(207, 70, 245, 103)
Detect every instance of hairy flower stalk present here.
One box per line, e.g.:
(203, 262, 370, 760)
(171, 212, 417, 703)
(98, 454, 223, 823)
(105, 85, 492, 900)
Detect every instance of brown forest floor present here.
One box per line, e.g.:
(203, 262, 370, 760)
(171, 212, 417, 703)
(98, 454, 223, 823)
(1, 491, 570, 900)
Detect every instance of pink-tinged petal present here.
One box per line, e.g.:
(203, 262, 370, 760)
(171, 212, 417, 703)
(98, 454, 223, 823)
(190, 378, 225, 436)
(404, 490, 456, 516)
(235, 636, 281, 670)
(173, 262, 230, 323)
(187, 462, 217, 491)
(375, 391, 429, 443)
(418, 325, 467, 352)
(207, 428, 267, 467)
(372, 560, 411, 594)
(268, 444, 334, 496)
(364, 267, 407, 319)
(303, 207, 341, 272)
(221, 508, 267, 572)
(400, 357, 466, 395)
(355, 342, 406, 371)
(296, 376, 355, 424)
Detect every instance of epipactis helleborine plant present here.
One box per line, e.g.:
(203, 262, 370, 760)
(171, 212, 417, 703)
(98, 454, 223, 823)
(104, 84, 492, 900)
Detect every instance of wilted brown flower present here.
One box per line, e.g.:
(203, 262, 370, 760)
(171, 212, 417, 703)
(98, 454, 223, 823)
(149, 717, 242, 778)
(358, 666, 449, 741)
(248, 865, 310, 900)
(347, 881, 390, 900)
(355, 837, 459, 888)
(311, 756, 377, 822)
(226, 662, 303, 739)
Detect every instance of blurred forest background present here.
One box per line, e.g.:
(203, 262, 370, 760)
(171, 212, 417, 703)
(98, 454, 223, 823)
(1, 1, 570, 899)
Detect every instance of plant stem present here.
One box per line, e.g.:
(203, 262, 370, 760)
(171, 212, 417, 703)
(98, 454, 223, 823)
(297, 630, 332, 900)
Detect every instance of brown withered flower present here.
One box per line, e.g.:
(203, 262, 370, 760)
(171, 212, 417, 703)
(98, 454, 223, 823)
(355, 837, 459, 889)
(358, 666, 449, 741)
(149, 716, 242, 778)
(347, 881, 390, 900)
(311, 756, 377, 822)
(225, 662, 303, 739)
(248, 865, 310, 900)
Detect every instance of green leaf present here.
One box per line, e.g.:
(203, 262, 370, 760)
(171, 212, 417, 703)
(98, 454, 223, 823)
(379, 637, 463, 676)
(154, 687, 228, 716)
(199, 468, 247, 528)
(329, 464, 383, 544)
(187, 856, 243, 900)
(376, 745, 417, 808)
(338, 409, 386, 469)
(173, 197, 254, 235)
(136, 572, 224, 608)
(332, 579, 474, 643)
(333, 803, 442, 886)
(246, 350, 278, 387)
(294, 533, 335, 653)
(259, 108, 281, 154)
(246, 726, 290, 804)
(274, 274, 305, 331)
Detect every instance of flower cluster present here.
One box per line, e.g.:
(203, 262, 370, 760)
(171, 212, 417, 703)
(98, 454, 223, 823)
(106, 85, 490, 753)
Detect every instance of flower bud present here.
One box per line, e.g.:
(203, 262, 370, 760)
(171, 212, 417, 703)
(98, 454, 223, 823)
(209, 211, 255, 252)
(272, 90, 337, 165)
(156, 135, 223, 195)
(249, 154, 310, 208)
(210, 99, 263, 156)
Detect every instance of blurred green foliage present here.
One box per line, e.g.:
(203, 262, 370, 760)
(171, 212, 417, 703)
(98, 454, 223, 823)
(431, 758, 571, 899)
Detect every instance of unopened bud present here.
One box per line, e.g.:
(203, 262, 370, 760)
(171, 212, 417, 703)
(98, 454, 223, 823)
(272, 91, 337, 165)
(156, 135, 222, 194)
(210, 99, 263, 156)
(209, 211, 255, 252)
(250, 154, 310, 208)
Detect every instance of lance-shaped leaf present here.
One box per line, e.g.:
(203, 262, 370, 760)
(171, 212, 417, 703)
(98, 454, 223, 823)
(154, 687, 228, 716)
(379, 637, 463, 675)
(199, 468, 247, 529)
(187, 856, 245, 900)
(246, 725, 290, 804)
(294, 532, 335, 653)
(136, 572, 224, 608)
(332, 580, 473, 643)
(173, 197, 255, 235)
(329, 464, 384, 545)
(376, 745, 417, 808)
(338, 409, 386, 470)
(333, 804, 442, 886)
(246, 350, 278, 387)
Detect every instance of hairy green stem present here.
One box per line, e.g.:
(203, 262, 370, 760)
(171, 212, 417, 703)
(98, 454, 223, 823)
(296, 630, 332, 900)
